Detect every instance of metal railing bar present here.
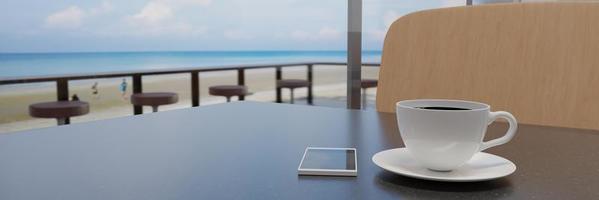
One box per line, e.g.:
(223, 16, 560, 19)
(0, 62, 380, 85)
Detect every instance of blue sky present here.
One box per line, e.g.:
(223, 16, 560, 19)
(0, 0, 466, 53)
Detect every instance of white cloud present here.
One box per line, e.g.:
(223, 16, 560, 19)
(132, 2, 174, 25)
(127, 0, 212, 34)
(291, 27, 341, 41)
(131, 0, 212, 24)
(90, 1, 114, 16)
(45, 6, 85, 29)
(44, 2, 114, 29)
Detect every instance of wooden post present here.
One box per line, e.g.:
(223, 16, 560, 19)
(191, 72, 200, 107)
(56, 79, 70, 125)
(276, 67, 282, 103)
(238, 69, 245, 101)
(132, 75, 143, 115)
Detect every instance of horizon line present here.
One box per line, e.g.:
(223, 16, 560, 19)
(0, 50, 383, 54)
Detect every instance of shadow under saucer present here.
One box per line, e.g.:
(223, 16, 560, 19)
(373, 170, 514, 199)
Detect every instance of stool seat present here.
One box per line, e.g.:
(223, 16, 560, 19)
(131, 92, 178, 107)
(209, 85, 248, 97)
(29, 101, 89, 119)
(276, 79, 310, 104)
(361, 79, 378, 88)
(361, 79, 378, 110)
(277, 79, 310, 89)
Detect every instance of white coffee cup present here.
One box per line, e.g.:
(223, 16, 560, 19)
(396, 99, 517, 171)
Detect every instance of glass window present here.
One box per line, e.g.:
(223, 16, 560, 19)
(474, 0, 517, 4)
(363, 0, 467, 61)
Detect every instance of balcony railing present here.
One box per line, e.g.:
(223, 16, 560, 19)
(0, 62, 380, 124)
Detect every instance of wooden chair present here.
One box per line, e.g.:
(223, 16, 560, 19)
(376, 3, 599, 130)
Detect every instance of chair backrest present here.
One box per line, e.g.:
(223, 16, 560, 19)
(376, 3, 599, 130)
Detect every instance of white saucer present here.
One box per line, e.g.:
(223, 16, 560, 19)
(372, 148, 516, 182)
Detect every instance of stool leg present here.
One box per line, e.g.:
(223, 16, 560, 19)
(57, 118, 67, 126)
(362, 88, 367, 110)
(290, 89, 295, 104)
(226, 96, 231, 102)
(152, 106, 158, 113)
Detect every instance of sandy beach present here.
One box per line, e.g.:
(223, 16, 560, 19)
(0, 65, 379, 133)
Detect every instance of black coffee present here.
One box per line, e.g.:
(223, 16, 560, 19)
(415, 106, 471, 111)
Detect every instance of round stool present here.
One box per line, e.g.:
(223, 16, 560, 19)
(277, 79, 310, 104)
(29, 101, 90, 125)
(131, 92, 178, 113)
(209, 85, 248, 102)
(361, 79, 378, 109)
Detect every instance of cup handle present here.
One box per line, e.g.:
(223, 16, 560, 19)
(480, 111, 518, 151)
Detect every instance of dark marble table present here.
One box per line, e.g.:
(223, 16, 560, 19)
(0, 102, 597, 199)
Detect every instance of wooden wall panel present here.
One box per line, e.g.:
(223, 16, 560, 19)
(376, 3, 599, 130)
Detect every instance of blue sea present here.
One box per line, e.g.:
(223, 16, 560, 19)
(0, 51, 381, 78)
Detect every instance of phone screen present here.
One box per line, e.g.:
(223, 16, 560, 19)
(300, 148, 356, 170)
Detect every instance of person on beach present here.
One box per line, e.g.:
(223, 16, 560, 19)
(91, 82, 99, 99)
(120, 79, 128, 100)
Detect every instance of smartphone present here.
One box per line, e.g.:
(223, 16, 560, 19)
(298, 147, 357, 176)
